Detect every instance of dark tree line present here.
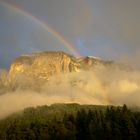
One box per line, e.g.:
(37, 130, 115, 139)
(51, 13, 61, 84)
(0, 104, 140, 140)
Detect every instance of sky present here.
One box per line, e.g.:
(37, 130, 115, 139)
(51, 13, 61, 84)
(0, 0, 140, 69)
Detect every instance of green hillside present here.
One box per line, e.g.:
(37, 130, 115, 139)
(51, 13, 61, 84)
(0, 104, 140, 140)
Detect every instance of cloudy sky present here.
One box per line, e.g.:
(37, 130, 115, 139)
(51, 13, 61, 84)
(0, 0, 140, 68)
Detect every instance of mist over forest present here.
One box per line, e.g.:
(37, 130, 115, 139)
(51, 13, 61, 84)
(0, 61, 140, 119)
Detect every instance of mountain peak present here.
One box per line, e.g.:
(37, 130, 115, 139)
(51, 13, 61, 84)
(9, 51, 81, 81)
(8, 51, 117, 82)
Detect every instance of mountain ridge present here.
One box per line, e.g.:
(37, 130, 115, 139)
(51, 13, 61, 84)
(9, 51, 114, 81)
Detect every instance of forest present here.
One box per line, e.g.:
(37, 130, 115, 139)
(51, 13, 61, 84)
(0, 104, 140, 140)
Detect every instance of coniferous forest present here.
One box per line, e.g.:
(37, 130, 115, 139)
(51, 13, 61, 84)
(0, 104, 140, 140)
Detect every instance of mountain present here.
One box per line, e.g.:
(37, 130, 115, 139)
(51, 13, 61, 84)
(9, 51, 81, 81)
(9, 51, 114, 81)
(7, 51, 132, 92)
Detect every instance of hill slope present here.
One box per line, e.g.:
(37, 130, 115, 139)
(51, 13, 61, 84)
(0, 104, 140, 140)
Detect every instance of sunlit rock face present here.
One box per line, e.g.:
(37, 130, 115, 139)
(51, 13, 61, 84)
(9, 51, 116, 83)
(78, 56, 114, 70)
(9, 52, 81, 81)
(7, 51, 130, 91)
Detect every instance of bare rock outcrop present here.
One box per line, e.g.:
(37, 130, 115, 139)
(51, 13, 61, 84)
(9, 51, 81, 81)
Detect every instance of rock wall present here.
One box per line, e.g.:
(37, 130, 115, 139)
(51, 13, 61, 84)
(9, 52, 81, 81)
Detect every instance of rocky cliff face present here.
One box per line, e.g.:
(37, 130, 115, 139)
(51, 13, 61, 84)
(7, 51, 131, 91)
(9, 52, 81, 81)
(8, 51, 116, 82)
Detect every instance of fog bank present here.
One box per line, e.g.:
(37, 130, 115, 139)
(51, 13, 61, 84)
(0, 66, 140, 118)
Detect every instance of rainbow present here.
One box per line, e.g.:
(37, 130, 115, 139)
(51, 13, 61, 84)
(0, 1, 81, 57)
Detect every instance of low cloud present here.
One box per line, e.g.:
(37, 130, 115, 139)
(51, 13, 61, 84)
(0, 66, 140, 119)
